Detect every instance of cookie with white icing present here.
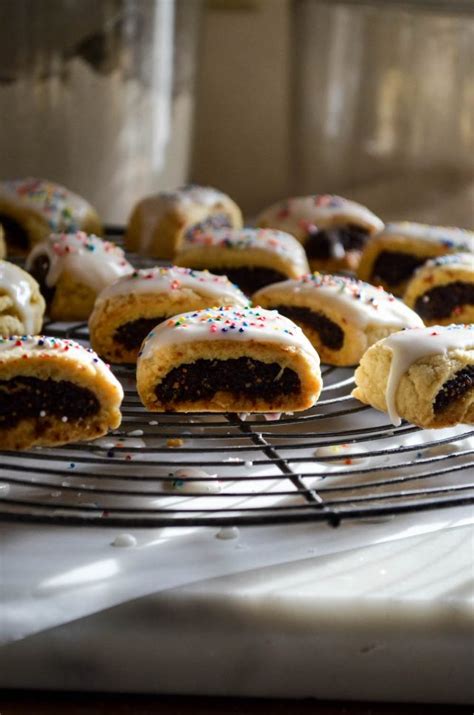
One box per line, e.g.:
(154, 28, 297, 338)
(26, 232, 134, 321)
(125, 184, 243, 259)
(0, 178, 102, 254)
(253, 274, 423, 367)
(0, 224, 6, 259)
(0, 335, 123, 450)
(0, 261, 45, 337)
(257, 195, 383, 273)
(89, 266, 249, 364)
(357, 222, 474, 296)
(175, 228, 309, 295)
(404, 253, 474, 326)
(136, 306, 322, 413)
(352, 325, 474, 428)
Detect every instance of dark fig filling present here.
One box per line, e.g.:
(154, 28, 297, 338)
(0, 213, 30, 252)
(434, 366, 474, 412)
(414, 281, 474, 321)
(185, 212, 233, 238)
(206, 266, 288, 295)
(0, 376, 100, 430)
(272, 304, 344, 351)
(371, 250, 426, 287)
(28, 254, 56, 304)
(156, 357, 301, 406)
(305, 224, 369, 261)
(114, 316, 167, 351)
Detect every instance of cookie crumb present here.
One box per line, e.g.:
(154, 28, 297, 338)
(167, 437, 184, 448)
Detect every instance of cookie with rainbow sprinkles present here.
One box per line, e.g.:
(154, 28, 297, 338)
(253, 273, 423, 366)
(404, 252, 474, 326)
(0, 177, 102, 254)
(125, 184, 242, 260)
(357, 222, 473, 296)
(89, 266, 249, 364)
(26, 231, 133, 321)
(0, 336, 123, 450)
(175, 227, 309, 295)
(136, 305, 322, 413)
(257, 194, 383, 273)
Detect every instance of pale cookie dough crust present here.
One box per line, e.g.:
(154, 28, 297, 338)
(137, 339, 322, 413)
(353, 340, 473, 429)
(357, 223, 474, 296)
(0, 178, 102, 254)
(0, 336, 123, 450)
(253, 274, 423, 367)
(125, 186, 243, 259)
(404, 253, 474, 326)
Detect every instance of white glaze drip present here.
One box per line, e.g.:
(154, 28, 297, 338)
(0, 260, 43, 333)
(111, 534, 137, 548)
(257, 195, 384, 235)
(95, 266, 248, 307)
(167, 467, 221, 495)
(383, 325, 474, 426)
(179, 227, 309, 276)
(139, 305, 320, 364)
(256, 274, 423, 329)
(26, 232, 133, 294)
(216, 526, 239, 540)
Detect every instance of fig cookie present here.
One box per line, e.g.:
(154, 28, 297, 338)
(253, 273, 423, 367)
(0, 177, 102, 254)
(0, 261, 45, 337)
(26, 231, 134, 321)
(352, 325, 474, 428)
(357, 222, 473, 296)
(89, 266, 249, 364)
(404, 253, 474, 326)
(0, 335, 123, 450)
(175, 227, 309, 295)
(257, 194, 383, 273)
(136, 305, 322, 414)
(125, 184, 243, 259)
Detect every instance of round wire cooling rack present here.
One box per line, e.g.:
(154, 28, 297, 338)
(0, 236, 473, 528)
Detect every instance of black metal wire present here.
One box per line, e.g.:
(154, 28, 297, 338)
(0, 234, 472, 528)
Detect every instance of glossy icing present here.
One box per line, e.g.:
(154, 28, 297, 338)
(139, 305, 320, 363)
(0, 178, 93, 232)
(0, 335, 123, 397)
(26, 232, 133, 294)
(0, 261, 43, 333)
(382, 325, 474, 426)
(257, 195, 384, 235)
(179, 227, 309, 275)
(95, 266, 248, 307)
(256, 273, 424, 329)
(380, 222, 474, 251)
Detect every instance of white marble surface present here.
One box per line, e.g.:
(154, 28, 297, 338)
(0, 506, 472, 703)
